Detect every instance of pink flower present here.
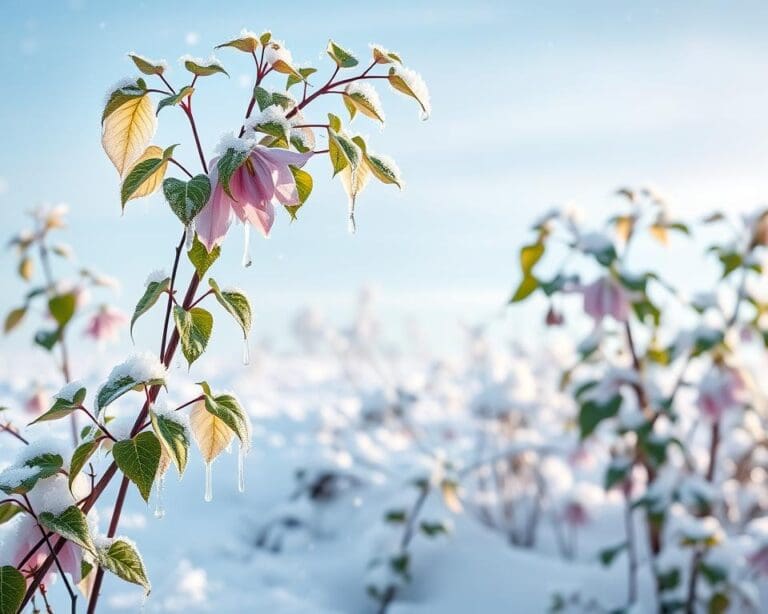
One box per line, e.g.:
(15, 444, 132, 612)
(582, 276, 630, 323)
(24, 389, 48, 416)
(84, 305, 127, 343)
(196, 145, 313, 252)
(696, 366, 745, 422)
(12, 516, 83, 585)
(562, 501, 589, 527)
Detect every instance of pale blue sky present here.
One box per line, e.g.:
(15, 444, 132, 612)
(2, 1, 768, 354)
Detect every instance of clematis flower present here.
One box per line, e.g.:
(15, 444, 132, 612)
(195, 143, 312, 253)
(12, 515, 83, 586)
(696, 365, 745, 422)
(582, 276, 630, 323)
(83, 305, 127, 343)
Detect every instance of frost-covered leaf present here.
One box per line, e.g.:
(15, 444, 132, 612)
(38, 505, 95, 553)
(579, 395, 622, 439)
(182, 56, 228, 77)
(173, 306, 213, 367)
(0, 502, 23, 525)
(327, 128, 360, 177)
(34, 328, 60, 351)
(102, 79, 146, 123)
(150, 410, 189, 475)
(97, 538, 151, 595)
(216, 31, 260, 53)
(130, 276, 171, 340)
(30, 384, 86, 425)
(0, 565, 25, 614)
(326, 40, 358, 68)
(189, 400, 233, 463)
(344, 83, 384, 123)
(69, 439, 99, 491)
(372, 45, 402, 65)
(201, 391, 250, 446)
(217, 147, 249, 198)
(96, 354, 166, 412)
(387, 66, 431, 120)
(121, 145, 176, 207)
(156, 86, 194, 115)
(188, 234, 221, 275)
(112, 432, 161, 503)
(129, 53, 166, 75)
(163, 174, 211, 225)
(3, 307, 26, 334)
(0, 453, 64, 495)
(353, 137, 401, 188)
(208, 279, 251, 339)
(286, 67, 317, 90)
(101, 92, 157, 177)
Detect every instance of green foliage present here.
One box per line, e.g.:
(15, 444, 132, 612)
(113, 432, 162, 502)
(131, 276, 171, 339)
(199, 384, 250, 446)
(173, 306, 213, 367)
(208, 279, 251, 339)
(0, 502, 23, 526)
(102, 79, 146, 123)
(97, 538, 151, 595)
(39, 505, 95, 553)
(30, 385, 86, 424)
(326, 40, 358, 68)
(69, 439, 100, 491)
(0, 566, 25, 614)
(157, 86, 194, 114)
(128, 53, 165, 75)
(183, 58, 228, 77)
(0, 453, 64, 495)
(285, 166, 313, 219)
(3, 307, 26, 334)
(150, 410, 190, 475)
(579, 395, 622, 439)
(510, 242, 545, 302)
(188, 234, 221, 275)
(598, 542, 627, 566)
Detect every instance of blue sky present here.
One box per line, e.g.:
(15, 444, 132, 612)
(2, 1, 768, 355)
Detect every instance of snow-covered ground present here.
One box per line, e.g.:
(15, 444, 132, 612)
(2, 293, 768, 613)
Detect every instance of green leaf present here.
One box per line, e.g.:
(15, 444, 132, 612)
(0, 565, 25, 614)
(102, 80, 145, 123)
(183, 58, 228, 77)
(0, 502, 23, 525)
(34, 328, 60, 351)
(48, 293, 77, 328)
(420, 521, 449, 537)
(112, 432, 161, 502)
(344, 90, 384, 123)
(96, 363, 164, 412)
(121, 156, 166, 207)
(0, 453, 64, 495)
(598, 542, 627, 566)
(188, 234, 221, 275)
(129, 53, 166, 75)
(97, 538, 151, 595)
(130, 277, 171, 340)
(364, 153, 401, 188)
(3, 307, 26, 334)
(173, 306, 213, 367)
(203, 392, 250, 445)
(38, 505, 95, 553)
(156, 86, 194, 114)
(327, 113, 342, 133)
(216, 148, 249, 198)
(387, 67, 429, 117)
(163, 174, 211, 226)
(384, 509, 407, 523)
(510, 275, 538, 302)
(520, 243, 545, 275)
(327, 128, 361, 177)
(579, 395, 622, 439)
(252, 86, 273, 112)
(207, 279, 251, 338)
(216, 33, 260, 53)
(326, 40, 359, 68)
(69, 440, 99, 491)
(30, 386, 86, 425)
(287, 67, 317, 89)
(150, 410, 189, 475)
(284, 166, 313, 220)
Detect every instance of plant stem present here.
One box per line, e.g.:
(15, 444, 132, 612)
(1, 422, 29, 444)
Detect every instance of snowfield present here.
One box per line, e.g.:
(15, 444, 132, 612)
(2, 293, 768, 613)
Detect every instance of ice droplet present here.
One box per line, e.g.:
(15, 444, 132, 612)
(242, 224, 252, 268)
(154, 475, 166, 518)
(242, 339, 251, 366)
(204, 462, 213, 502)
(185, 224, 194, 250)
(347, 201, 357, 235)
(238, 445, 246, 493)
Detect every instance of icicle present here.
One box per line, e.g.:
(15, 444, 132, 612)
(242, 338, 251, 366)
(238, 445, 246, 493)
(242, 224, 252, 268)
(347, 200, 357, 235)
(185, 224, 195, 250)
(154, 475, 166, 518)
(204, 462, 213, 502)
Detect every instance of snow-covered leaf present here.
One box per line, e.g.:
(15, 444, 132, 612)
(101, 92, 157, 177)
(130, 276, 171, 340)
(38, 505, 95, 553)
(173, 306, 213, 367)
(208, 279, 251, 339)
(163, 174, 211, 225)
(150, 410, 189, 475)
(97, 538, 151, 595)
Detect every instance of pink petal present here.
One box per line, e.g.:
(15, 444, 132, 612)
(230, 157, 276, 236)
(195, 162, 234, 252)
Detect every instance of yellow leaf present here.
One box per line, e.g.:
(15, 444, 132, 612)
(189, 400, 233, 463)
(615, 216, 634, 242)
(101, 94, 157, 176)
(441, 480, 463, 513)
(649, 224, 668, 246)
(156, 446, 172, 479)
(340, 160, 370, 232)
(121, 146, 168, 205)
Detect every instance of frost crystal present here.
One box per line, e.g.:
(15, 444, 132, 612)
(179, 54, 224, 69)
(145, 268, 168, 287)
(215, 131, 253, 155)
(264, 41, 292, 67)
(345, 82, 386, 123)
(109, 351, 167, 384)
(0, 465, 37, 489)
(391, 65, 431, 119)
(54, 380, 85, 402)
